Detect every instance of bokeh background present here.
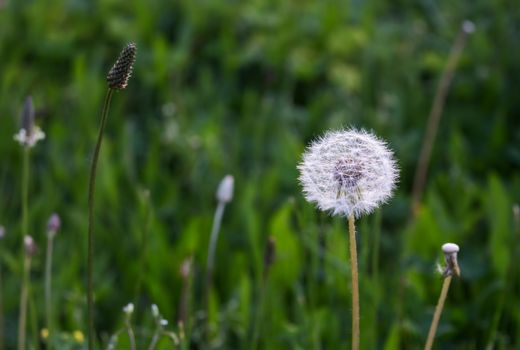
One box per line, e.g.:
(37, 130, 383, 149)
(1, 0, 519, 349)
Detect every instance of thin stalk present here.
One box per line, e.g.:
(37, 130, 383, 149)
(45, 233, 54, 348)
(348, 214, 359, 350)
(250, 278, 267, 350)
(424, 275, 452, 350)
(22, 148, 29, 237)
(205, 199, 226, 338)
(0, 262, 3, 350)
(125, 319, 136, 350)
(147, 330, 160, 350)
(411, 23, 472, 216)
(87, 89, 114, 350)
(17, 255, 31, 350)
(29, 290, 40, 350)
(17, 148, 29, 350)
(206, 201, 226, 289)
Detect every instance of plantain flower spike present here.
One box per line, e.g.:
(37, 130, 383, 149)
(107, 43, 137, 90)
(14, 96, 45, 148)
(298, 128, 398, 218)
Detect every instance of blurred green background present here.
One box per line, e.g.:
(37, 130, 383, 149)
(1, 0, 519, 349)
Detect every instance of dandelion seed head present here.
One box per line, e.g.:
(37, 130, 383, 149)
(298, 128, 398, 218)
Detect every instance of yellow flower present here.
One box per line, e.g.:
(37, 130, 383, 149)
(73, 330, 84, 343)
(40, 328, 49, 339)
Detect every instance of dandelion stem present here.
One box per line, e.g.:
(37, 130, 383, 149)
(88, 88, 114, 350)
(45, 233, 54, 348)
(17, 255, 31, 350)
(424, 275, 452, 350)
(348, 214, 360, 350)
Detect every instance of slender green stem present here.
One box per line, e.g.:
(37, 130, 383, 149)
(147, 330, 161, 350)
(45, 234, 54, 348)
(124, 319, 136, 350)
(88, 89, 114, 350)
(22, 148, 29, 237)
(424, 276, 452, 350)
(0, 261, 3, 350)
(251, 277, 267, 350)
(17, 147, 30, 350)
(411, 23, 472, 216)
(348, 214, 359, 350)
(205, 200, 226, 341)
(17, 255, 31, 350)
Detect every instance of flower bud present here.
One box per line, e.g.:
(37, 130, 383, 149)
(47, 213, 61, 236)
(24, 235, 37, 256)
(216, 175, 234, 203)
(0, 226, 5, 239)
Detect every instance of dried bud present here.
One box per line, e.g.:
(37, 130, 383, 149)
(441, 243, 460, 277)
(47, 213, 61, 236)
(216, 175, 234, 203)
(24, 235, 37, 256)
(107, 43, 137, 90)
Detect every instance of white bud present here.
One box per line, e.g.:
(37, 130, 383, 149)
(151, 304, 159, 318)
(216, 175, 234, 203)
(462, 20, 476, 34)
(160, 319, 168, 326)
(442, 243, 459, 254)
(123, 303, 134, 315)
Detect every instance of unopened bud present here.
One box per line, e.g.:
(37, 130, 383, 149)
(123, 303, 134, 315)
(216, 175, 234, 203)
(47, 213, 61, 236)
(24, 235, 37, 256)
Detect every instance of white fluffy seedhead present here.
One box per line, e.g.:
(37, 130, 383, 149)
(298, 128, 398, 218)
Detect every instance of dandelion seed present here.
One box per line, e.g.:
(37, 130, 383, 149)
(298, 128, 398, 218)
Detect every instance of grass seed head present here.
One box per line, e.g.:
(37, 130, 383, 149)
(107, 43, 137, 90)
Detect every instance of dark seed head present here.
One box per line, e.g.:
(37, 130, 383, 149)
(333, 158, 363, 188)
(21, 96, 34, 134)
(107, 43, 137, 89)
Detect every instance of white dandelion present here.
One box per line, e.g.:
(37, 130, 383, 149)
(297, 127, 398, 350)
(298, 128, 398, 218)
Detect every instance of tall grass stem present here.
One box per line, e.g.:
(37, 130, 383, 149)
(45, 234, 55, 348)
(87, 89, 114, 350)
(424, 275, 452, 350)
(411, 22, 472, 216)
(17, 255, 31, 350)
(348, 214, 359, 350)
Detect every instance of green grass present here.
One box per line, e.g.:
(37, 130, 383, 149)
(0, 0, 519, 348)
